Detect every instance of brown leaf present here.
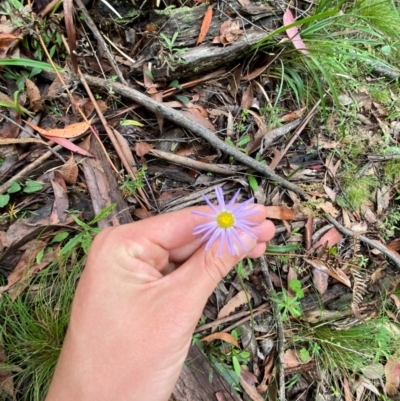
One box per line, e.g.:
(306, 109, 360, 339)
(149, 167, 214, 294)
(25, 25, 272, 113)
(58, 156, 78, 185)
(0, 137, 47, 145)
(0, 240, 46, 294)
(179, 111, 216, 132)
(135, 142, 154, 157)
(283, 8, 309, 55)
(314, 201, 339, 217)
(241, 84, 253, 110)
(42, 134, 94, 157)
(200, 332, 240, 348)
(151, 91, 164, 132)
(196, 6, 213, 45)
(283, 349, 304, 369)
(239, 368, 264, 401)
(265, 206, 295, 220)
(25, 78, 43, 111)
(0, 32, 22, 58)
(50, 178, 69, 223)
(306, 258, 351, 288)
(311, 227, 343, 252)
(24, 119, 92, 138)
(63, 0, 77, 72)
(217, 290, 250, 319)
(312, 268, 329, 295)
(385, 358, 400, 395)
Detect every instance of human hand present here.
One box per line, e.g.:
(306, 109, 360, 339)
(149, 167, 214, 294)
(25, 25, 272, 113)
(45, 203, 275, 401)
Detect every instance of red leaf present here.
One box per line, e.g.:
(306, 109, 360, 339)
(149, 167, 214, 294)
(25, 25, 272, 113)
(196, 6, 213, 45)
(42, 135, 93, 157)
(283, 8, 309, 55)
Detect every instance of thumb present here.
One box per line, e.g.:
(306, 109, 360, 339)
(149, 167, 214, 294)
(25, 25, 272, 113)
(173, 230, 258, 299)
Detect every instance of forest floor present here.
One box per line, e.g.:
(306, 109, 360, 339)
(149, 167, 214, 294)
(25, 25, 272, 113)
(1, 0, 400, 400)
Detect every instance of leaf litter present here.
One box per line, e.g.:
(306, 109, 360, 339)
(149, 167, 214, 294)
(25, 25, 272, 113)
(1, 0, 400, 400)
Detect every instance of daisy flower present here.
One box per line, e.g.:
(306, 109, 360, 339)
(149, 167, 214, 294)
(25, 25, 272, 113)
(192, 187, 259, 256)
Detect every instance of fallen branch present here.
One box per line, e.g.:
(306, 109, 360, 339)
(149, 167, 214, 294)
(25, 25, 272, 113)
(325, 214, 400, 269)
(84, 74, 309, 198)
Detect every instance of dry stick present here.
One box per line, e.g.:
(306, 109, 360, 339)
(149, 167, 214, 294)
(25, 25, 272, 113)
(278, 99, 321, 163)
(0, 145, 63, 194)
(74, 0, 128, 86)
(85, 75, 309, 198)
(194, 304, 269, 334)
(259, 255, 286, 401)
(149, 148, 242, 175)
(78, 72, 151, 209)
(325, 214, 400, 269)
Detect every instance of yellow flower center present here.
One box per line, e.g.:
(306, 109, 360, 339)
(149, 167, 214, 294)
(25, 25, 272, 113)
(216, 211, 235, 229)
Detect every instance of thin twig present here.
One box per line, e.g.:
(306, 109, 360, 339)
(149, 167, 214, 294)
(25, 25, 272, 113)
(0, 145, 63, 194)
(149, 148, 243, 175)
(194, 304, 269, 334)
(83, 75, 309, 198)
(260, 255, 286, 401)
(74, 0, 127, 85)
(324, 214, 400, 269)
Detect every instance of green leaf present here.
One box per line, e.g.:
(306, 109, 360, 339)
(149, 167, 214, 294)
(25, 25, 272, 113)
(23, 180, 43, 193)
(8, 181, 21, 194)
(145, 70, 154, 82)
(52, 232, 70, 243)
(120, 119, 144, 127)
(36, 247, 45, 264)
(89, 203, 117, 225)
(0, 59, 63, 71)
(248, 174, 258, 192)
(72, 215, 92, 231)
(232, 355, 241, 377)
(299, 347, 310, 362)
(168, 80, 182, 89)
(175, 95, 190, 104)
(0, 194, 10, 208)
(237, 135, 250, 147)
(61, 233, 83, 256)
(266, 244, 301, 253)
(289, 278, 304, 299)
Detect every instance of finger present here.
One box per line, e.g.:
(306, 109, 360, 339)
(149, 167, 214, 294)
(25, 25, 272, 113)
(113, 204, 267, 259)
(171, 228, 259, 297)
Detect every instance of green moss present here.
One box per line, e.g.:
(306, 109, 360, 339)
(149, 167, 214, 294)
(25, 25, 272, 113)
(338, 174, 379, 210)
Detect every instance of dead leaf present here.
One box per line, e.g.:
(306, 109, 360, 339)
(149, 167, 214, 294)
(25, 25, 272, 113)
(283, 8, 309, 55)
(323, 185, 337, 202)
(0, 137, 47, 145)
(310, 227, 343, 252)
(283, 349, 304, 369)
(362, 363, 384, 380)
(312, 268, 329, 295)
(0, 32, 22, 58)
(50, 179, 69, 223)
(196, 6, 213, 45)
(151, 91, 164, 132)
(306, 258, 351, 288)
(24, 119, 92, 138)
(200, 332, 240, 348)
(314, 201, 339, 217)
(25, 78, 43, 112)
(42, 134, 94, 157)
(239, 368, 264, 401)
(135, 142, 154, 157)
(57, 156, 78, 185)
(265, 206, 295, 220)
(0, 240, 46, 294)
(217, 290, 250, 319)
(385, 357, 400, 395)
(213, 20, 243, 46)
(241, 84, 253, 110)
(179, 111, 216, 132)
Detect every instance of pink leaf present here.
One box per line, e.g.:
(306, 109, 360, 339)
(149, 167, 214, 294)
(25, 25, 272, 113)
(283, 8, 309, 55)
(42, 135, 93, 157)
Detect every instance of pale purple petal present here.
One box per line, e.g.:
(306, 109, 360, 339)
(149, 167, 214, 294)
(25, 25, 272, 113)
(201, 194, 218, 214)
(226, 229, 235, 255)
(227, 189, 241, 209)
(235, 222, 258, 239)
(193, 221, 217, 235)
(205, 227, 223, 250)
(231, 228, 247, 251)
(215, 187, 226, 209)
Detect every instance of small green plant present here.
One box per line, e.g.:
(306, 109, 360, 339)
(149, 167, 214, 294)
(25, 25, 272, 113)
(119, 167, 147, 198)
(0, 180, 43, 208)
(270, 279, 304, 321)
(160, 32, 187, 56)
